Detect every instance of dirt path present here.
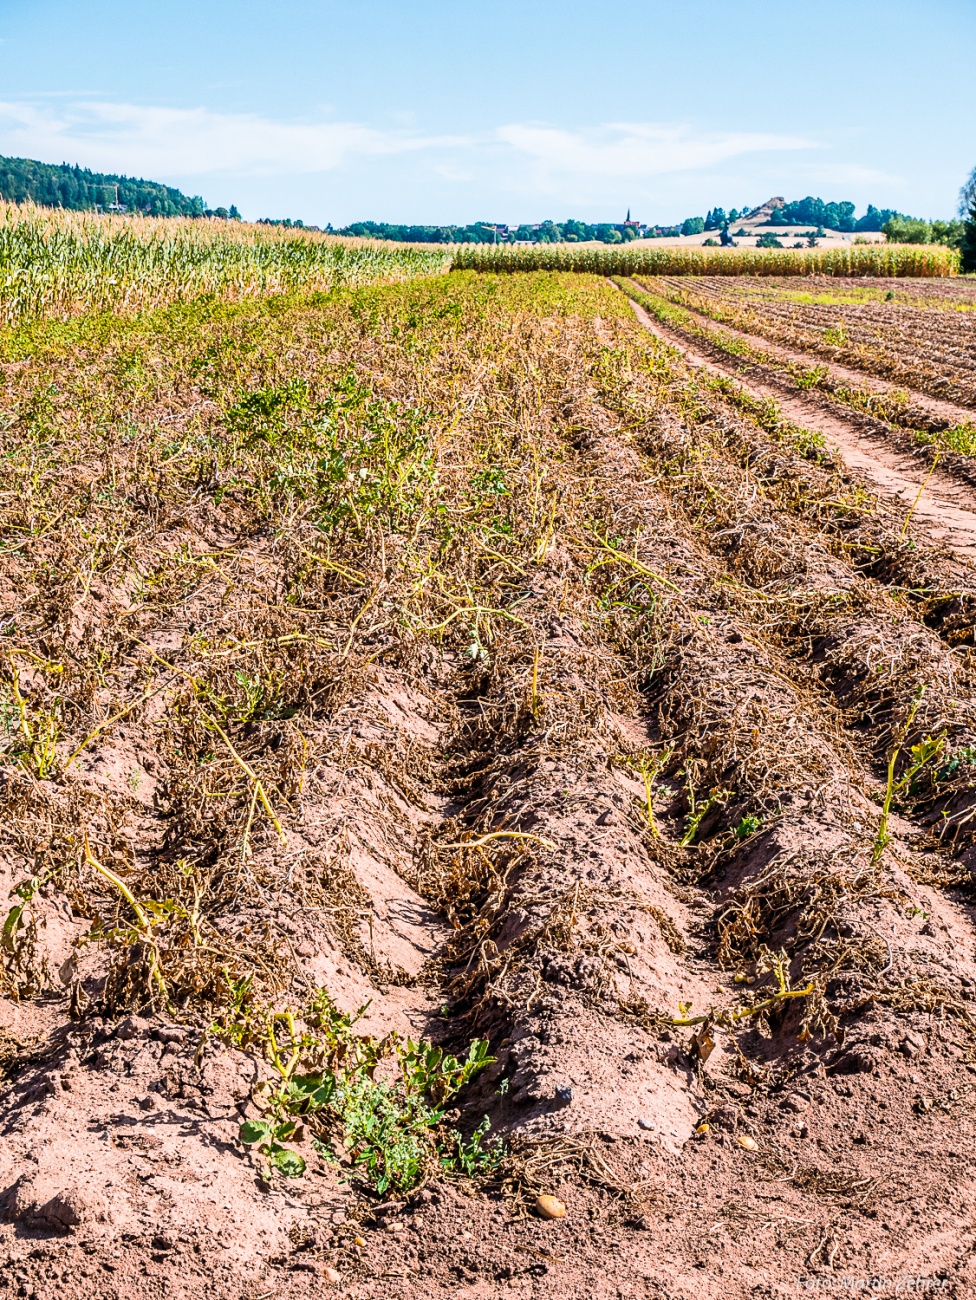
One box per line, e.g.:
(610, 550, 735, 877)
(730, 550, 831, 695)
(657, 285, 976, 429)
(629, 297, 976, 562)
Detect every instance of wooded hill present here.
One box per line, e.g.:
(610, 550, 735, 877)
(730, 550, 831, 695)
(0, 154, 207, 217)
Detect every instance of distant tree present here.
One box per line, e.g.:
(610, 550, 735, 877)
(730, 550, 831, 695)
(229, 205, 242, 221)
(765, 196, 857, 231)
(819, 198, 855, 230)
(341, 220, 487, 243)
(332, 206, 946, 248)
(959, 166, 976, 218)
(962, 197, 976, 273)
(883, 216, 931, 244)
(339, 217, 628, 244)
(930, 219, 965, 249)
(883, 216, 963, 247)
(756, 231, 784, 248)
(855, 204, 906, 233)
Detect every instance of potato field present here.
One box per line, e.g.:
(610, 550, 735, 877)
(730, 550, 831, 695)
(641, 274, 976, 408)
(2, 214, 976, 1300)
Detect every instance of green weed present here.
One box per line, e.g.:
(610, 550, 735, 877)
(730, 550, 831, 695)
(235, 989, 495, 1192)
(872, 689, 943, 866)
(681, 784, 734, 847)
(734, 815, 763, 840)
(917, 422, 976, 457)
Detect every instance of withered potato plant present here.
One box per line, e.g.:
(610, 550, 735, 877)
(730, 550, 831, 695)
(2, 261, 976, 1194)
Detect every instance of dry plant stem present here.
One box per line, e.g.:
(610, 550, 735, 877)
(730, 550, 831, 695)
(668, 947, 814, 1028)
(266, 1011, 301, 1081)
(83, 833, 167, 1000)
(6, 654, 60, 779)
(642, 768, 659, 839)
(668, 984, 815, 1029)
(412, 605, 531, 634)
(62, 676, 169, 772)
(124, 640, 287, 854)
(440, 831, 557, 851)
(901, 452, 941, 539)
(585, 536, 681, 592)
(200, 711, 288, 856)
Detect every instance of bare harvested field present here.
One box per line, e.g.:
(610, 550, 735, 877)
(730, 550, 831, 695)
(735, 276, 976, 308)
(3, 257, 976, 1300)
(644, 275, 976, 409)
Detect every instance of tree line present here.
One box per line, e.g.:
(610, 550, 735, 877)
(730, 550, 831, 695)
(337, 219, 644, 244)
(339, 215, 753, 242)
(337, 198, 928, 246)
(0, 154, 238, 219)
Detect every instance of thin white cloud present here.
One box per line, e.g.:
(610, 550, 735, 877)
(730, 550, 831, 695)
(0, 99, 817, 187)
(0, 100, 467, 176)
(496, 122, 816, 180)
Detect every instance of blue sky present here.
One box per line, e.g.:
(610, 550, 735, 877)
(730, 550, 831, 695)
(0, 0, 973, 226)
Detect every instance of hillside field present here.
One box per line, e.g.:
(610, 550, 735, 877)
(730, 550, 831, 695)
(1, 212, 976, 1299)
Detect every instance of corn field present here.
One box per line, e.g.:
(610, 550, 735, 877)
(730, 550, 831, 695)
(0, 203, 450, 324)
(450, 241, 960, 278)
